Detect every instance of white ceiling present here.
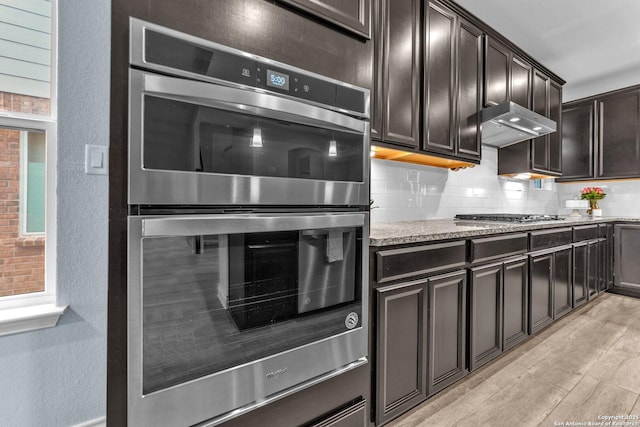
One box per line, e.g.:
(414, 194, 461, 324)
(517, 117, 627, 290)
(454, 0, 640, 102)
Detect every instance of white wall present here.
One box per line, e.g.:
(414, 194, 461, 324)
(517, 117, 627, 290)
(0, 1, 110, 426)
(370, 146, 560, 224)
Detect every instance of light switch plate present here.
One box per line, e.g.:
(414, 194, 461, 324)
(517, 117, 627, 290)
(85, 144, 108, 175)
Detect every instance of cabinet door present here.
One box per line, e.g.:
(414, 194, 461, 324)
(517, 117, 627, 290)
(278, 0, 371, 39)
(424, 1, 455, 155)
(510, 56, 531, 108)
(428, 270, 467, 396)
(484, 37, 509, 107)
(598, 90, 640, 178)
(559, 102, 595, 180)
(549, 81, 562, 174)
(374, 0, 420, 147)
(529, 252, 554, 334)
(456, 18, 483, 161)
(573, 242, 589, 308)
(614, 224, 640, 290)
(587, 240, 599, 299)
(597, 238, 607, 292)
(553, 247, 572, 319)
(605, 225, 614, 290)
(503, 257, 529, 350)
(469, 263, 502, 371)
(531, 70, 550, 172)
(376, 280, 427, 425)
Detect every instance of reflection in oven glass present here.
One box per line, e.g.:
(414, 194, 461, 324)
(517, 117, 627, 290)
(143, 96, 364, 182)
(141, 231, 361, 395)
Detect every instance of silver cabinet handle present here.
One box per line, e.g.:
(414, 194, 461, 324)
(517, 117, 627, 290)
(140, 213, 365, 237)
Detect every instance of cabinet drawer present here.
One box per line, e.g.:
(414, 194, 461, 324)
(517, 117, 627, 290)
(529, 228, 573, 251)
(469, 233, 528, 264)
(573, 225, 598, 242)
(376, 241, 466, 283)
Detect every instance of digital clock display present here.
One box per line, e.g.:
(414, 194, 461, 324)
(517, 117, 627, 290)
(267, 69, 290, 91)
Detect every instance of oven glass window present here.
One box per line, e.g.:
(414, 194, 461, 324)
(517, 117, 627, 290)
(141, 227, 362, 395)
(142, 96, 364, 182)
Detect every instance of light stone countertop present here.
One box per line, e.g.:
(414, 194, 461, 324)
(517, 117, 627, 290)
(369, 216, 640, 247)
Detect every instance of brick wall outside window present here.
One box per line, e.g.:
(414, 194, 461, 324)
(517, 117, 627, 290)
(0, 91, 48, 297)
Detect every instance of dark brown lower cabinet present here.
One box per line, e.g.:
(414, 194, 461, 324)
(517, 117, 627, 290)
(502, 257, 529, 350)
(573, 242, 589, 308)
(469, 257, 528, 371)
(375, 280, 427, 425)
(529, 251, 554, 334)
(597, 237, 608, 293)
(469, 263, 502, 371)
(614, 224, 640, 293)
(428, 270, 467, 396)
(530, 246, 572, 334)
(553, 247, 572, 319)
(587, 240, 599, 299)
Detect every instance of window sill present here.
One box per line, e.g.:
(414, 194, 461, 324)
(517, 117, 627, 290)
(0, 304, 68, 337)
(14, 236, 46, 247)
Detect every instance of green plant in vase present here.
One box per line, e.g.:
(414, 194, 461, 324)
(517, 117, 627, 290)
(580, 186, 606, 215)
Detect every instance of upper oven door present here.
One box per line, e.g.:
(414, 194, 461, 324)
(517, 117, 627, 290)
(129, 69, 370, 206)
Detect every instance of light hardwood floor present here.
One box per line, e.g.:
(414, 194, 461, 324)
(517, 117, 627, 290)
(389, 292, 640, 427)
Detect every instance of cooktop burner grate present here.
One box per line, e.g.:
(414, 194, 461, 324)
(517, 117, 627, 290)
(454, 213, 563, 223)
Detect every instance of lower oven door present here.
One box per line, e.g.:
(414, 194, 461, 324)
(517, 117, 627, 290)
(127, 212, 368, 427)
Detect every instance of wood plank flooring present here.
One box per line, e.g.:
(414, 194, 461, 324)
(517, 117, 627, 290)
(389, 292, 640, 427)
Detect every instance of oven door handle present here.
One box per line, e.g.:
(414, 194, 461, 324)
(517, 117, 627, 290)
(135, 70, 366, 134)
(140, 213, 366, 237)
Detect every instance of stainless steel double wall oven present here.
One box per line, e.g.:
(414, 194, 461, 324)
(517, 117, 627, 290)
(127, 19, 370, 427)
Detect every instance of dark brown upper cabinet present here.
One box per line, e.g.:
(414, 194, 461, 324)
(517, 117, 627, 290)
(424, 0, 483, 162)
(485, 35, 564, 177)
(371, 0, 482, 164)
(484, 36, 531, 108)
(371, 0, 420, 147)
(599, 89, 640, 178)
(278, 0, 371, 39)
(531, 73, 562, 174)
(558, 85, 640, 181)
(558, 102, 595, 180)
(497, 69, 563, 177)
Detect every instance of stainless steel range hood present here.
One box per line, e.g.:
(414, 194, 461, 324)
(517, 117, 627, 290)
(481, 102, 556, 147)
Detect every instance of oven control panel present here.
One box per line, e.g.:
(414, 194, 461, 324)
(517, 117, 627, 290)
(139, 26, 367, 116)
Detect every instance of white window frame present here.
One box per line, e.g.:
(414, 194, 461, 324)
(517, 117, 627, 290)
(0, 0, 66, 336)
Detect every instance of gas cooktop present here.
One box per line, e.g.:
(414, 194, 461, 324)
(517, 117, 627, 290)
(454, 213, 564, 223)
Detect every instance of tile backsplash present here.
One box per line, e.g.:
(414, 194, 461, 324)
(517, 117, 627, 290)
(371, 145, 640, 224)
(556, 180, 640, 218)
(370, 146, 559, 224)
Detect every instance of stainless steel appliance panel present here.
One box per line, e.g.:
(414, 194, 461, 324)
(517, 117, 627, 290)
(129, 70, 370, 206)
(127, 212, 369, 427)
(298, 228, 356, 313)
